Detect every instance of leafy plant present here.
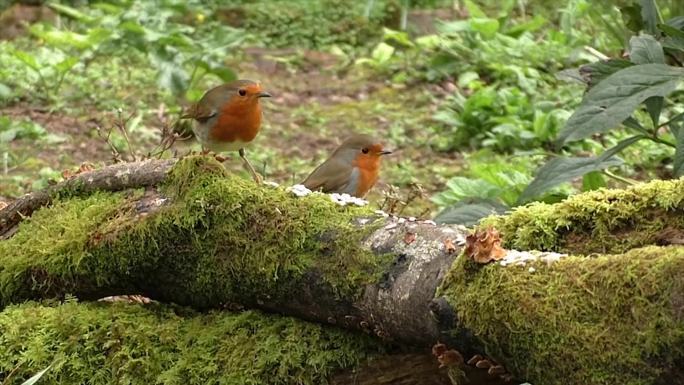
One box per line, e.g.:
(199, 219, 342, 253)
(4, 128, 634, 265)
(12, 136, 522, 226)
(435, 0, 684, 226)
(4, 1, 245, 101)
(521, 0, 684, 202)
(432, 152, 571, 225)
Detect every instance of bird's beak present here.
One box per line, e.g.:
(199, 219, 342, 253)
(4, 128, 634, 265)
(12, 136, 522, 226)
(380, 150, 393, 155)
(257, 91, 272, 98)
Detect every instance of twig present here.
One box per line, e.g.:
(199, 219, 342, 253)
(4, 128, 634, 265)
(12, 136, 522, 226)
(602, 169, 637, 186)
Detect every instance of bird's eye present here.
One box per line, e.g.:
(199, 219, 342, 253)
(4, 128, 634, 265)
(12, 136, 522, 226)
(361, 148, 369, 154)
(238, 89, 247, 96)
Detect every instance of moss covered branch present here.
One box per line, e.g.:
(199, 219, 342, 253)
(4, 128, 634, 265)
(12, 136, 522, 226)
(0, 299, 386, 385)
(3, 157, 684, 385)
(0, 156, 464, 347)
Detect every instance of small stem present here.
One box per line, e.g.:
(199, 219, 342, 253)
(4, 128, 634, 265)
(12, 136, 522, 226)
(602, 169, 637, 186)
(647, 134, 676, 148)
(659, 111, 684, 129)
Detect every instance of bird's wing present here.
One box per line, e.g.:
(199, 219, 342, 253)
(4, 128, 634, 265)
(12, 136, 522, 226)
(182, 103, 216, 122)
(302, 158, 353, 193)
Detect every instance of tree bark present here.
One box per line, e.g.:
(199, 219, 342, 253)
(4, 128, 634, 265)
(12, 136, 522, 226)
(0, 158, 176, 238)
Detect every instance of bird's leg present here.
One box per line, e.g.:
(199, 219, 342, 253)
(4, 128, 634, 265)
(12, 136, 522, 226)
(239, 148, 262, 184)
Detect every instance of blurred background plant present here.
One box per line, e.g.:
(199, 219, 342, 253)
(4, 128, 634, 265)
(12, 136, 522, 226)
(0, 0, 683, 227)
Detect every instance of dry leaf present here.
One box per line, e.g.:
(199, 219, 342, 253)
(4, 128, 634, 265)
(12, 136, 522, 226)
(404, 232, 416, 245)
(464, 227, 506, 264)
(79, 162, 95, 173)
(437, 350, 464, 368)
(443, 238, 457, 254)
(475, 359, 492, 369)
(488, 365, 506, 375)
(467, 354, 483, 366)
(431, 342, 447, 357)
(61, 163, 96, 180)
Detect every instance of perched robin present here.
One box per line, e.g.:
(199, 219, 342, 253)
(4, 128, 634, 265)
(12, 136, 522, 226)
(302, 134, 391, 198)
(182, 79, 271, 182)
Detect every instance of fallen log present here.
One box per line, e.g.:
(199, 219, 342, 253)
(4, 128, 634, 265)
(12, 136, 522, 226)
(2, 156, 684, 385)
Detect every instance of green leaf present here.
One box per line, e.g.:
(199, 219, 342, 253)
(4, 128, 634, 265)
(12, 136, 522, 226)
(644, 96, 663, 128)
(371, 42, 395, 63)
(666, 16, 684, 30)
(520, 136, 645, 202)
(659, 23, 684, 51)
(210, 67, 237, 82)
(629, 35, 666, 128)
(519, 156, 622, 203)
(621, 4, 644, 33)
(47, 3, 95, 23)
(56, 57, 79, 73)
(640, 0, 660, 36)
(21, 365, 51, 385)
(674, 125, 684, 177)
(0, 83, 12, 100)
(445, 177, 501, 200)
(464, 0, 487, 18)
(582, 171, 606, 191)
(629, 35, 664, 64)
(12, 50, 39, 71)
(578, 59, 633, 89)
(470, 18, 500, 39)
(434, 198, 509, 226)
(557, 64, 684, 145)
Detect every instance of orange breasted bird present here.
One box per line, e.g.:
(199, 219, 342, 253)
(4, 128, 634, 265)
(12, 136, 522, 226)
(182, 79, 271, 182)
(302, 134, 391, 198)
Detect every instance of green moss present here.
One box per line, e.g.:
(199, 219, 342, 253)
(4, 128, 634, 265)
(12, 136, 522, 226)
(481, 178, 684, 253)
(0, 156, 391, 307)
(439, 245, 684, 385)
(0, 191, 126, 305)
(0, 299, 381, 385)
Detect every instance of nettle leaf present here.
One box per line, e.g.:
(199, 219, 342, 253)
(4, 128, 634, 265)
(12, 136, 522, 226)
(629, 35, 666, 128)
(56, 57, 79, 73)
(640, 0, 660, 36)
(674, 126, 684, 177)
(582, 171, 607, 191)
(519, 157, 622, 203)
(434, 198, 509, 226)
(557, 64, 684, 145)
(470, 18, 500, 39)
(629, 35, 664, 64)
(621, 4, 644, 33)
(578, 59, 633, 89)
(12, 50, 39, 71)
(659, 23, 684, 51)
(520, 136, 645, 202)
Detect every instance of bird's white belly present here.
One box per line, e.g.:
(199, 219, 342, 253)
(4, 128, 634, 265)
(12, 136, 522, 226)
(192, 121, 249, 153)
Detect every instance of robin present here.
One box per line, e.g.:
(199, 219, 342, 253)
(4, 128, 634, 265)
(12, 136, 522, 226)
(182, 79, 271, 182)
(302, 134, 392, 198)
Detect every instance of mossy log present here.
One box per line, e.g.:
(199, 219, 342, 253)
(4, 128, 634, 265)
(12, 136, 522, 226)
(2, 157, 684, 385)
(0, 299, 453, 385)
